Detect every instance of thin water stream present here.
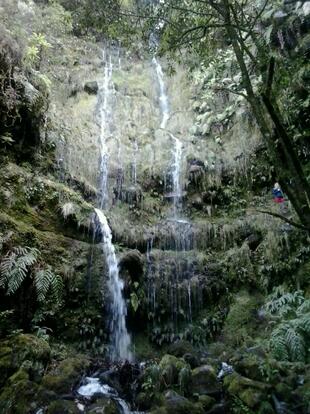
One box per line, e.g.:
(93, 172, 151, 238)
(96, 50, 132, 362)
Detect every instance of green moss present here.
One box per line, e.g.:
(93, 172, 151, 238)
(223, 292, 261, 346)
(224, 373, 271, 409)
(198, 395, 216, 410)
(42, 356, 90, 393)
(159, 355, 190, 386)
(0, 379, 39, 414)
(47, 400, 79, 414)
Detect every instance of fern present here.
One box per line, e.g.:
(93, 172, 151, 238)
(265, 287, 304, 317)
(34, 267, 64, 303)
(266, 286, 309, 362)
(0, 247, 39, 294)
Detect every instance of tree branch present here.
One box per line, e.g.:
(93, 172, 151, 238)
(257, 209, 309, 231)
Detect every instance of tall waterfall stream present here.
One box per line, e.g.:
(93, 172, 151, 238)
(96, 50, 132, 362)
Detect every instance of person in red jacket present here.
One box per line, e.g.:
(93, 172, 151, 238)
(272, 182, 284, 203)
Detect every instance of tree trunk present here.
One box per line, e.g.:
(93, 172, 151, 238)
(221, 0, 310, 229)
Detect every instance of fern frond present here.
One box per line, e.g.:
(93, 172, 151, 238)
(296, 313, 310, 335)
(270, 327, 289, 361)
(297, 299, 310, 315)
(34, 267, 63, 303)
(265, 289, 304, 316)
(0, 247, 39, 295)
(285, 327, 305, 362)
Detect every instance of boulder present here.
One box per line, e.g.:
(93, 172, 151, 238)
(42, 356, 90, 394)
(167, 340, 195, 358)
(0, 334, 51, 387)
(163, 390, 204, 414)
(85, 398, 119, 414)
(224, 372, 271, 409)
(46, 400, 79, 414)
(84, 81, 99, 94)
(159, 355, 190, 386)
(191, 365, 221, 396)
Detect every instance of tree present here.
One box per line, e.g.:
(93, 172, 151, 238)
(142, 0, 310, 229)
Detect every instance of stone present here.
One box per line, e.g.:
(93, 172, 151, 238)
(86, 398, 118, 414)
(224, 372, 271, 409)
(191, 365, 221, 396)
(183, 353, 200, 369)
(198, 395, 216, 410)
(159, 355, 190, 386)
(0, 334, 51, 387)
(163, 390, 204, 414)
(46, 400, 79, 414)
(167, 340, 195, 358)
(42, 356, 90, 394)
(84, 81, 99, 94)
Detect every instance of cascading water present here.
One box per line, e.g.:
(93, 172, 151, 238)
(95, 50, 132, 362)
(152, 56, 169, 129)
(98, 50, 114, 209)
(170, 133, 183, 216)
(95, 208, 132, 362)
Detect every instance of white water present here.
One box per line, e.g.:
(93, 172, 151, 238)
(77, 377, 143, 414)
(152, 56, 169, 129)
(98, 50, 114, 209)
(132, 138, 138, 185)
(95, 208, 132, 362)
(170, 133, 183, 215)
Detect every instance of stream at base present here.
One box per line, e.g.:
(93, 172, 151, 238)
(77, 376, 143, 414)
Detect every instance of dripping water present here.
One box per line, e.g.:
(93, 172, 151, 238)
(98, 50, 114, 209)
(95, 49, 132, 362)
(95, 208, 132, 362)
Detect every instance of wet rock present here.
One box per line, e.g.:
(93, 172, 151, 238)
(191, 194, 204, 210)
(167, 340, 195, 358)
(85, 398, 118, 414)
(84, 81, 99, 94)
(163, 390, 204, 414)
(206, 402, 230, 414)
(0, 334, 51, 387)
(119, 250, 144, 283)
(0, 374, 39, 414)
(198, 395, 216, 410)
(46, 400, 79, 414)
(159, 355, 190, 386)
(191, 365, 221, 396)
(98, 369, 121, 393)
(245, 232, 262, 251)
(183, 353, 200, 369)
(224, 372, 271, 409)
(42, 356, 90, 394)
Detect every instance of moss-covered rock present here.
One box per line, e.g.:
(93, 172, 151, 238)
(0, 375, 39, 414)
(198, 394, 216, 410)
(224, 372, 271, 409)
(161, 390, 204, 414)
(191, 365, 220, 396)
(85, 398, 119, 414)
(0, 334, 50, 387)
(159, 354, 190, 386)
(167, 340, 195, 358)
(47, 400, 80, 414)
(42, 356, 90, 394)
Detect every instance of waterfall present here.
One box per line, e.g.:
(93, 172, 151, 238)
(131, 138, 138, 185)
(170, 133, 183, 215)
(95, 50, 132, 362)
(98, 50, 114, 209)
(152, 56, 169, 129)
(95, 208, 132, 362)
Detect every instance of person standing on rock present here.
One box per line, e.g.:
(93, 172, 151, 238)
(272, 182, 284, 204)
(272, 182, 289, 215)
